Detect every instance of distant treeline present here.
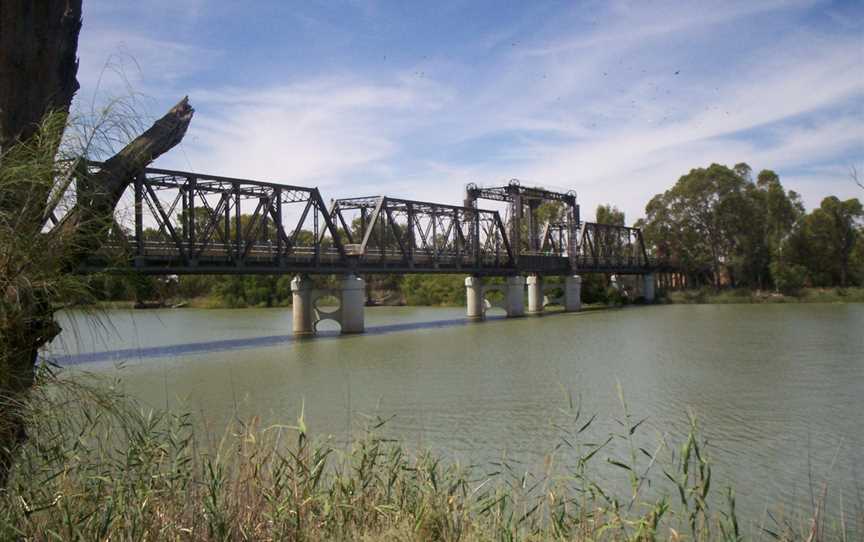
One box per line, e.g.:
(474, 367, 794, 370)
(87, 271, 630, 308)
(636, 163, 863, 292)
(85, 162, 863, 307)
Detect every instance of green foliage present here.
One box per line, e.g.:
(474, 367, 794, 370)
(770, 261, 808, 294)
(640, 162, 863, 291)
(401, 274, 465, 306)
(212, 275, 289, 308)
(176, 275, 220, 299)
(665, 286, 864, 304)
(534, 200, 566, 224)
(580, 273, 609, 304)
(785, 196, 863, 287)
(595, 204, 625, 226)
(604, 286, 628, 306)
(640, 163, 752, 287)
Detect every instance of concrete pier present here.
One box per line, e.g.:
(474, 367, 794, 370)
(465, 276, 485, 321)
(527, 275, 544, 315)
(291, 275, 314, 336)
(505, 275, 526, 317)
(643, 273, 655, 302)
(340, 274, 366, 333)
(564, 275, 582, 312)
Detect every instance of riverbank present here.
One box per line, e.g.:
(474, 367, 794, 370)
(663, 286, 864, 304)
(89, 286, 864, 311)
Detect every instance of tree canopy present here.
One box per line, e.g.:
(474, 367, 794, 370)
(638, 163, 862, 290)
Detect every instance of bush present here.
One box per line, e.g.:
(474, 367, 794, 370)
(580, 274, 608, 304)
(771, 261, 808, 294)
(402, 274, 466, 306)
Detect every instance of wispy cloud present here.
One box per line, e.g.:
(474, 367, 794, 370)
(167, 76, 453, 195)
(76, 0, 863, 221)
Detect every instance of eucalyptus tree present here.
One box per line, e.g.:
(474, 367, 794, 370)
(790, 197, 863, 287)
(639, 164, 751, 287)
(595, 204, 625, 226)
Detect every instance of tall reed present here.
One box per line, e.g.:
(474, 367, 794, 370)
(0, 369, 855, 541)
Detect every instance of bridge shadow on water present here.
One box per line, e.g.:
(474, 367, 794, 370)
(52, 312, 574, 366)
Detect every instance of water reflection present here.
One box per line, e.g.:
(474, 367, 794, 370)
(52, 313, 516, 365)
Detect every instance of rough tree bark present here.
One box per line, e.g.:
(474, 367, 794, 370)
(0, 0, 194, 486)
(0, 0, 81, 227)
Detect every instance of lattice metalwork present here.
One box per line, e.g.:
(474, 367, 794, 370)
(86, 167, 346, 274)
(329, 196, 514, 272)
(575, 222, 651, 272)
(81, 167, 656, 275)
(464, 179, 580, 265)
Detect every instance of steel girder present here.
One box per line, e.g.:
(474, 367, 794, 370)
(85, 167, 346, 274)
(575, 222, 652, 272)
(329, 196, 515, 272)
(80, 167, 658, 276)
(464, 179, 580, 267)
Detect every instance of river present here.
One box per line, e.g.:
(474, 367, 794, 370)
(50, 303, 863, 532)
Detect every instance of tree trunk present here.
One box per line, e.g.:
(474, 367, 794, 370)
(0, 0, 82, 225)
(0, 0, 194, 486)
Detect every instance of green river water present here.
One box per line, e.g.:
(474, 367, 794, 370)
(51, 303, 864, 531)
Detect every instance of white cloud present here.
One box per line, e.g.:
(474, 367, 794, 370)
(76, 31, 216, 99)
(164, 76, 453, 195)
(80, 0, 862, 224)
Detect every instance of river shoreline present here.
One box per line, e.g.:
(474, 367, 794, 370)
(88, 286, 864, 310)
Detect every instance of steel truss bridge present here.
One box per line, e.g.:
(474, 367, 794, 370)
(82, 167, 656, 276)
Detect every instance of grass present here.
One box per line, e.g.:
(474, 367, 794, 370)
(1, 371, 857, 541)
(663, 287, 864, 305)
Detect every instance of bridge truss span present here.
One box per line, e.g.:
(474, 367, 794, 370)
(83, 166, 657, 276)
(87, 167, 347, 274)
(329, 195, 515, 273)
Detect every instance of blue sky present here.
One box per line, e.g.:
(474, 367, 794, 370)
(76, 0, 863, 221)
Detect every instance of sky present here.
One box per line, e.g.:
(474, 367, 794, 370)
(75, 0, 863, 221)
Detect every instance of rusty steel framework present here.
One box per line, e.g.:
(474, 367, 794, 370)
(83, 167, 656, 276)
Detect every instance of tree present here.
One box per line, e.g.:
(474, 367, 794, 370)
(595, 204, 624, 226)
(0, 0, 193, 485)
(733, 162, 752, 182)
(754, 169, 803, 289)
(535, 201, 565, 224)
(800, 197, 863, 287)
(640, 164, 752, 288)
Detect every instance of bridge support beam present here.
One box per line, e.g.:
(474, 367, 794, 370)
(505, 275, 525, 317)
(527, 275, 544, 315)
(291, 275, 314, 336)
(643, 273, 655, 302)
(465, 276, 484, 321)
(340, 274, 366, 333)
(564, 275, 582, 312)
